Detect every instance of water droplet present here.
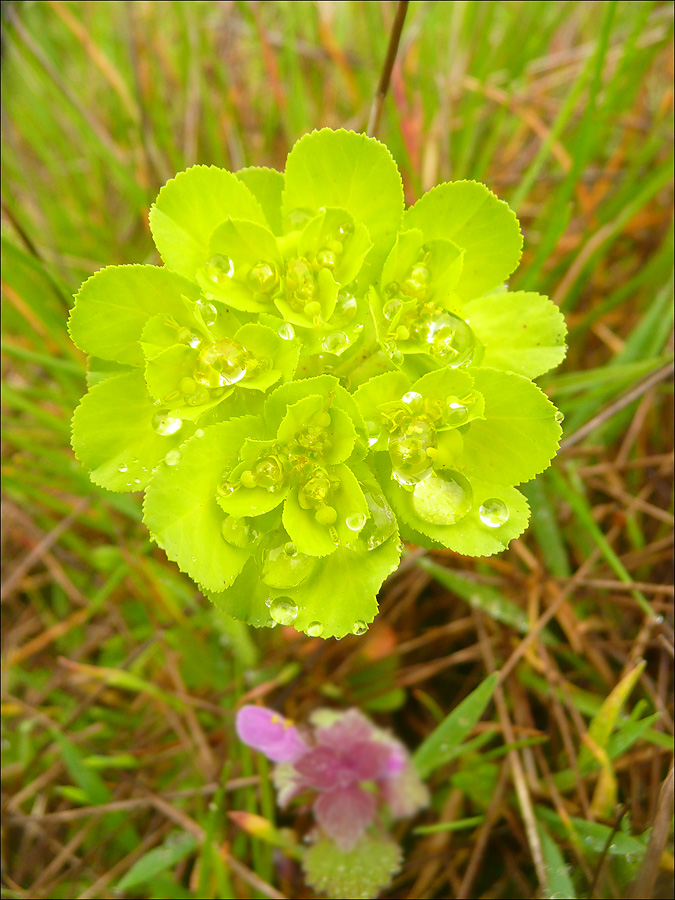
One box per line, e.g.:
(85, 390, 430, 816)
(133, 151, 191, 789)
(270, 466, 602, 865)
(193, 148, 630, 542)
(322, 331, 350, 355)
(389, 418, 436, 486)
(152, 412, 183, 436)
(332, 287, 357, 325)
(258, 537, 316, 588)
(401, 391, 424, 413)
(307, 621, 323, 638)
(118, 463, 128, 473)
(384, 341, 404, 364)
(479, 497, 509, 528)
(555, 409, 565, 424)
(186, 386, 210, 406)
(352, 620, 368, 636)
(205, 254, 234, 283)
(134, 478, 141, 485)
(286, 257, 317, 305)
(356, 485, 397, 551)
(329, 525, 339, 545)
(180, 376, 197, 395)
(284, 541, 297, 557)
(426, 312, 475, 367)
(346, 512, 366, 532)
(443, 400, 469, 427)
(269, 596, 298, 626)
(222, 515, 259, 548)
(247, 261, 278, 293)
(383, 298, 402, 320)
(194, 339, 247, 387)
(336, 221, 354, 239)
(217, 480, 238, 497)
(195, 298, 218, 326)
(165, 450, 181, 466)
(195, 429, 204, 438)
(278, 322, 295, 341)
(413, 469, 473, 525)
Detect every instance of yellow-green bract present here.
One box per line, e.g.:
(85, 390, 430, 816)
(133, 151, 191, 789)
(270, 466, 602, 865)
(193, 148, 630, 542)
(68, 128, 567, 639)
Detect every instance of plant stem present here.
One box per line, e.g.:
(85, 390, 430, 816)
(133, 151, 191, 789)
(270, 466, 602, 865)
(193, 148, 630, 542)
(366, 1, 410, 138)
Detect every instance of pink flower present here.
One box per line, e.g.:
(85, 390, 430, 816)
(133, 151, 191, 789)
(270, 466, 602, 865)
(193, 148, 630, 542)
(236, 706, 428, 851)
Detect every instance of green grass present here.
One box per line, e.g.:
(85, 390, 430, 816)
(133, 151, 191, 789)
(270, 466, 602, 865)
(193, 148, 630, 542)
(1, 2, 673, 898)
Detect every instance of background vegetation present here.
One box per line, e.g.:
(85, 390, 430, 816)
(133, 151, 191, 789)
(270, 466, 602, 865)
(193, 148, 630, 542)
(1, 1, 673, 897)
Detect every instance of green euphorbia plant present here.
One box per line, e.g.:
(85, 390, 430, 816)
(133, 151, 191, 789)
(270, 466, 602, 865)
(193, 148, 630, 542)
(69, 129, 566, 639)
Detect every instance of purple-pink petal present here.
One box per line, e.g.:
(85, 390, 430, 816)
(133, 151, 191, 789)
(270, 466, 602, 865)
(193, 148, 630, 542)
(293, 745, 341, 790)
(314, 785, 376, 851)
(315, 709, 374, 752)
(235, 705, 308, 763)
(341, 740, 395, 783)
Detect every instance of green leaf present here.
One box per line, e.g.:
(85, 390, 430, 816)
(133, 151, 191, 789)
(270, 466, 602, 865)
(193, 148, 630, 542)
(464, 291, 567, 378)
(72, 370, 192, 492)
(264, 375, 366, 446)
(537, 822, 577, 900)
(403, 181, 523, 299)
(282, 128, 404, 265)
(460, 368, 562, 486)
(210, 533, 401, 640)
(413, 672, 499, 778)
(380, 229, 464, 299)
(117, 832, 198, 892)
(303, 837, 401, 900)
(143, 418, 265, 591)
(68, 265, 200, 366)
(386, 461, 530, 556)
(535, 806, 648, 858)
(236, 165, 285, 234)
(149, 165, 266, 278)
(52, 731, 111, 805)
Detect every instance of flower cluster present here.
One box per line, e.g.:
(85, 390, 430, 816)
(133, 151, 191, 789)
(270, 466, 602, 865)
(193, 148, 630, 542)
(235, 705, 428, 851)
(69, 128, 566, 638)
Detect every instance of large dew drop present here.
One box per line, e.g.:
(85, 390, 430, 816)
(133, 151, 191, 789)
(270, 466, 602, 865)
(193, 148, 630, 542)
(152, 412, 183, 436)
(346, 512, 366, 533)
(322, 331, 350, 355)
(221, 515, 259, 548)
(356, 485, 397, 551)
(426, 313, 475, 367)
(258, 538, 316, 589)
(269, 597, 298, 626)
(205, 254, 234, 283)
(278, 322, 295, 341)
(306, 621, 324, 638)
(195, 298, 218, 326)
(413, 469, 473, 525)
(389, 418, 436, 486)
(352, 621, 368, 636)
(479, 498, 509, 528)
(194, 339, 247, 387)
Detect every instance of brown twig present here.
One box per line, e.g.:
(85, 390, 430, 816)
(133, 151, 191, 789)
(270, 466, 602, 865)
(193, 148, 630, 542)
(366, 1, 410, 137)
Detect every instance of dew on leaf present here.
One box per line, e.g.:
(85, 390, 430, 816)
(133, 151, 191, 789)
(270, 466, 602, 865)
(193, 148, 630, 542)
(389, 419, 436, 486)
(333, 287, 357, 325)
(356, 485, 397, 551)
(443, 400, 469, 427)
(205, 254, 234, 283)
(278, 322, 295, 341)
(322, 331, 349, 355)
(366, 419, 381, 447)
(383, 298, 402, 320)
(425, 312, 475, 367)
(307, 621, 324, 638)
(258, 538, 315, 588)
(555, 409, 565, 423)
(479, 498, 509, 528)
(402, 264, 431, 300)
(152, 412, 183, 436)
(316, 248, 337, 269)
(194, 429, 204, 438)
(269, 596, 298, 626)
(165, 450, 181, 466)
(222, 515, 259, 548)
(401, 391, 424, 413)
(352, 620, 368, 636)
(346, 512, 366, 532)
(413, 469, 473, 525)
(195, 298, 218, 326)
(247, 261, 278, 293)
(194, 339, 247, 387)
(186, 386, 210, 406)
(117, 463, 128, 473)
